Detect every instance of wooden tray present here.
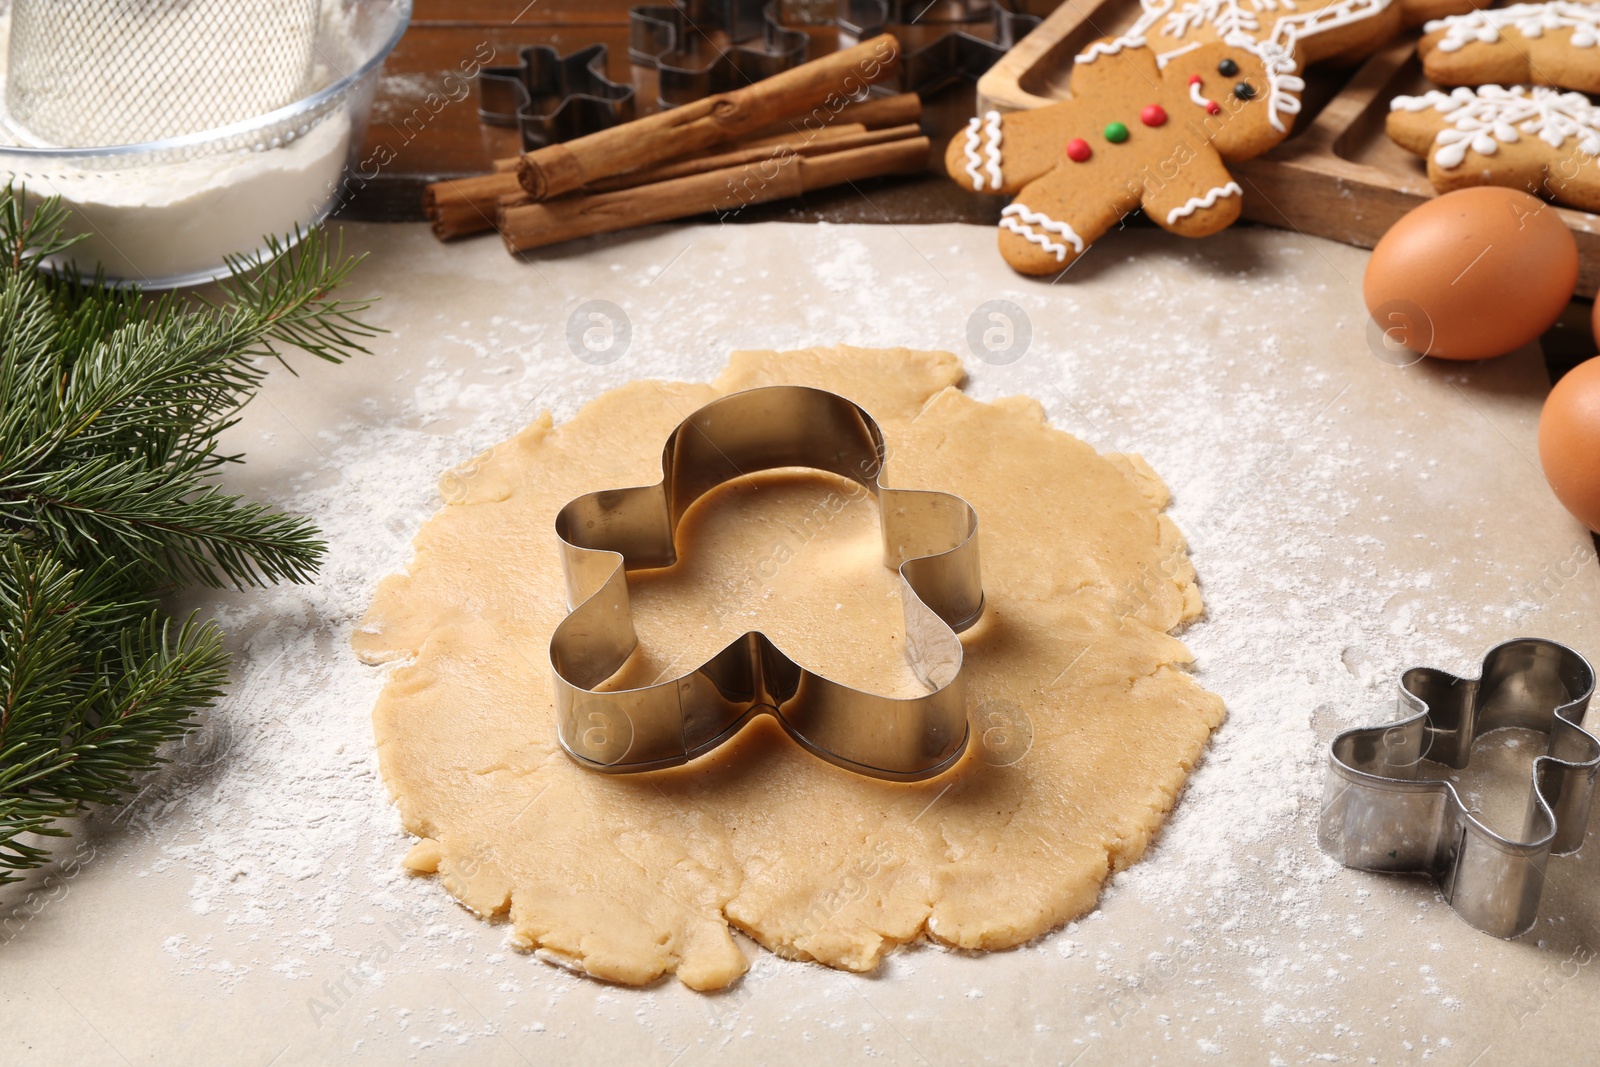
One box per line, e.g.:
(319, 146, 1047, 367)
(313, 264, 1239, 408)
(976, 0, 1600, 293)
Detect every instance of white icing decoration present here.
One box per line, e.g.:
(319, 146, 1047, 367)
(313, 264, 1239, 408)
(999, 203, 1085, 261)
(961, 111, 1004, 191)
(962, 116, 984, 189)
(1154, 40, 1203, 66)
(1190, 79, 1216, 110)
(1390, 84, 1600, 169)
(983, 110, 1003, 189)
(1165, 180, 1244, 222)
(1423, 3, 1600, 54)
(1076, 36, 1148, 63)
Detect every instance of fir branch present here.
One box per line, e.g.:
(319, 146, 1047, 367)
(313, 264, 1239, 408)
(218, 227, 382, 367)
(0, 547, 226, 875)
(0, 182, 376, 882)
(1, 450, 324, 588)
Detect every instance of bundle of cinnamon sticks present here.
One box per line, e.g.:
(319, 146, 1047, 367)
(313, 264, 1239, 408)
(424, 34, 929, 255)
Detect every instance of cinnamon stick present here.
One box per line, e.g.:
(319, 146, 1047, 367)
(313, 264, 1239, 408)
(712, 121, 868, 155)
(428, 121, 914, 241)
(760, 90, 921, 136)
(584, 123, 915, 193)
(425, 172, 521, 240)
(516, 34, 901, 201)
(499, 136, 929, 254)
(483, 90, 917, 175)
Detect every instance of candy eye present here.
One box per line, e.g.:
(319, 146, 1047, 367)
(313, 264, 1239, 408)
(1233, 81, 1256, 101)
(1218, 58, 1239, 76)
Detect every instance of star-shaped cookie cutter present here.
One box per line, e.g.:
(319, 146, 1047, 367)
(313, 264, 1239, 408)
(1318, 638, 1597, 938)
(477, 43, 636, 150)
(550, 386, 982, 781)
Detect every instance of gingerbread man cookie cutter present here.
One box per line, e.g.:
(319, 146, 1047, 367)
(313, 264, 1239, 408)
(630, 0, 809, 108)
(550, 386, 983, 781)
(1318, 638, 1597, 938)
(478, 43, 636, 150)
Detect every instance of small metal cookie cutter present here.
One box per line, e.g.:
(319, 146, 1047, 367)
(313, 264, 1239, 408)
(840, 0, 1043, 95)
(550, 386, 982, 781)
(477, 43, 636, 150)
(1318, 638, 1598, 938)
(630, 0, 808, 108)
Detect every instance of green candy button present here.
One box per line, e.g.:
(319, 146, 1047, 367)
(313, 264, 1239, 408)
(1103, 122, 1129, 144)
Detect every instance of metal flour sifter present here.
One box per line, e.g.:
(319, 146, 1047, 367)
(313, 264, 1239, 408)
(5, 0, 323, 148)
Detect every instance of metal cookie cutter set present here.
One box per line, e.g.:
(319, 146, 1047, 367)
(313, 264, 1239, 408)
(481, 0, 1042, 144)
(631, 0, 1043, 103)
(549, 385, 983, 781)
(1318, 638, 1598, 938)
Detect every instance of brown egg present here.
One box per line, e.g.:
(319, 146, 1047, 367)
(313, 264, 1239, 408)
(1539, 355, 1600, 532)
(1364, 188, 1578, 361)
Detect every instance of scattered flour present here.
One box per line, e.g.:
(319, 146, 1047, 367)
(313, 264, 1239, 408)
(10, 220, 1589, 1062)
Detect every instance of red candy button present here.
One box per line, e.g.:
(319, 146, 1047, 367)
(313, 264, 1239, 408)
(1141, 104, 1167, 127)
(1066, 137, 1092, 162)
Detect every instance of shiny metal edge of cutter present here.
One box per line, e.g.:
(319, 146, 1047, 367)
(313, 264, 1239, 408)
(1318, 638, 1598, 938)
(549, 385, 983, 782)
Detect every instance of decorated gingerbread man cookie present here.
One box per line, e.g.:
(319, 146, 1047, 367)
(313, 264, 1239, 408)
(1388, 85, 1600, 211)
(1418, 3, 1600, 94)
(946, 0, 1400, 275)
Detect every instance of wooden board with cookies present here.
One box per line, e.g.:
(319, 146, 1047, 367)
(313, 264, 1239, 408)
(976, 0, 1600, 291)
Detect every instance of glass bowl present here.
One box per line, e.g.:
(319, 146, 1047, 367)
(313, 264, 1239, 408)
(0, 0, 412, 288)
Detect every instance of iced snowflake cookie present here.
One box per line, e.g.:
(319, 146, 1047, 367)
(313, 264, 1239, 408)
(1388, 86, 1600, 211)
(945, 0, 1401, 275)
(1419, 3, 1600, 94)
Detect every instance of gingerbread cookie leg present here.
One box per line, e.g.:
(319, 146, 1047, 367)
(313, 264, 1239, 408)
(996, 168, 1137, 275)
(1140, 150, 1245, 238)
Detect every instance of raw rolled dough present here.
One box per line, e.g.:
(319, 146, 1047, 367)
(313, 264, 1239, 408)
(353, 347, 1225, 990)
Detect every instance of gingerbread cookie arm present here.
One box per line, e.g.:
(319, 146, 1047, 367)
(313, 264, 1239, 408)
(1141, 150, 1245, 237)
(994, 168, 1138, 276)
(1385, 107, 1449, 159)
(946, 105, 1078, 196)
(1418, 41, 1538, 90)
